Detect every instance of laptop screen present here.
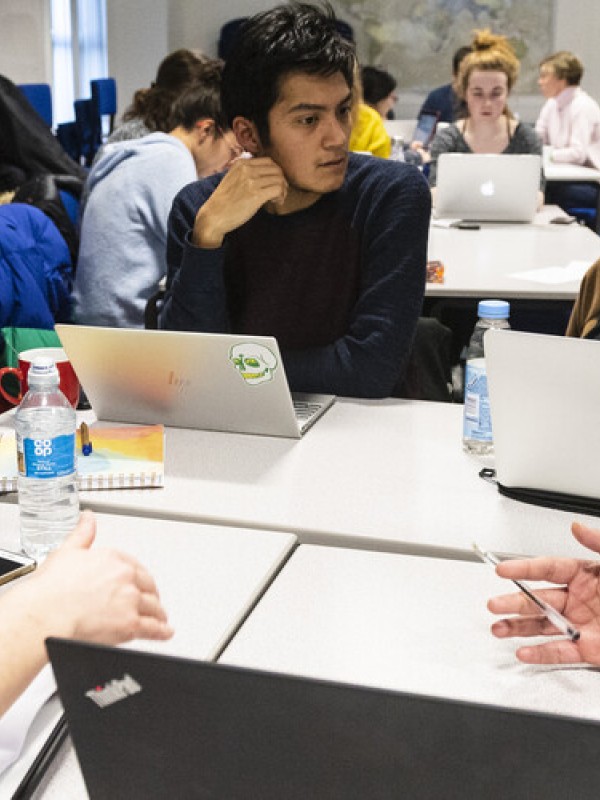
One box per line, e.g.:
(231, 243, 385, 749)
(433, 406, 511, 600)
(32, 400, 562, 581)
(434, 153, 541, 222)
(47, 638, 600, 800)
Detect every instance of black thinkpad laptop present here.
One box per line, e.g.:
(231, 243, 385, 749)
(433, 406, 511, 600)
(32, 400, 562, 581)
(46, 638, 600, 800)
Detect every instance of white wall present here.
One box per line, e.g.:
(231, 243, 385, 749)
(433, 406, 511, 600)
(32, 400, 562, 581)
(105, 0, 169, 121)
(554, 0, 600, 101)
(0, 0, 52, 85)
(2, 1, 600, 123)
(120, 0, 600, 123)
(167, 0, 266, 56)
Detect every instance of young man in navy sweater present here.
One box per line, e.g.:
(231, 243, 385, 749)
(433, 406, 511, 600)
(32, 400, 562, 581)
(161, 2, 431, 399)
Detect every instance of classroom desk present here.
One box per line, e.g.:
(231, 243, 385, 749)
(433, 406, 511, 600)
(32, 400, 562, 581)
(10, 399, 594, 562)
(221, 544, 600, 721)
(427, 210, 600, 300)
(0, 505, 296, 798)
(544, 161, 600, 184)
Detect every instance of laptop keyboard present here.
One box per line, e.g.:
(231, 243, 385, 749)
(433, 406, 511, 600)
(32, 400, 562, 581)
(293, 399, 324, 426)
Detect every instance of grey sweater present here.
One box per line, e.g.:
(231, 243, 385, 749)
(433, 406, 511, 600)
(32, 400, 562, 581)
(428, 121, 544, 187)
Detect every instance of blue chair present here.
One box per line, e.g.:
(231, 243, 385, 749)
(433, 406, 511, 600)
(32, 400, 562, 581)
(56, 122, 81, 164)
(74, 98, 102, 166)
(18, 83, 53, 127)
(91, 78, 117, 136)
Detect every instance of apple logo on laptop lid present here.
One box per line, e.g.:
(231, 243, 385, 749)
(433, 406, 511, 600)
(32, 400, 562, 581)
(480, 180, 495, 197)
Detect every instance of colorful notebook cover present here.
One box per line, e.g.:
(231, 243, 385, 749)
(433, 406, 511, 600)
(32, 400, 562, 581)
(0, 424, 164, 492)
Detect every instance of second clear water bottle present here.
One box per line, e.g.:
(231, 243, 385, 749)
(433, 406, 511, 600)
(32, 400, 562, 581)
(462, 300, 510, 455)
(15, 357, 80, 559)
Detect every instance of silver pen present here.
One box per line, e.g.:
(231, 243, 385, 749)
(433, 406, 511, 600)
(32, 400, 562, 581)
(473, 543, 581, 642)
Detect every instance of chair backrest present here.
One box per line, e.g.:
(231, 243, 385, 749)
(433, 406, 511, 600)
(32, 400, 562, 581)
(218, 18, 248, 60)
(74, 98, 102, 166)
(56, 121, 81, 163)
(18, 83, 52, 127)
(144, 283, 166, 329)
(91, 78, 117, 135)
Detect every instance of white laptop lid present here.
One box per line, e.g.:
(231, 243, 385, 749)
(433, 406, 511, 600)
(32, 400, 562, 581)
(486, 329, 600, 498)
(435, 153, 541, 222)
(55, 325, 334, 438)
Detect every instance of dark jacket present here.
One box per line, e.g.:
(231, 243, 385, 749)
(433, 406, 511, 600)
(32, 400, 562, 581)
(0, 74, 85, 190)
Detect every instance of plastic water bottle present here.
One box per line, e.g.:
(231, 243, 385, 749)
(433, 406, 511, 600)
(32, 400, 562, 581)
(390, 135, 405, 161)
(462, 300, 510, 455)
(15, 357, 79, 559)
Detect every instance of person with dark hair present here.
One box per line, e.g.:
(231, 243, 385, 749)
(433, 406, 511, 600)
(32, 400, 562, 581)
(74, 61, 241, 329)
(109, 48, 212, 145)
(418, 45, 472, 122)
(161, 3, 430, 399)
(361, 65, 398, 119)
(349, 63, 391, 157)
(536, 51, 600, 213)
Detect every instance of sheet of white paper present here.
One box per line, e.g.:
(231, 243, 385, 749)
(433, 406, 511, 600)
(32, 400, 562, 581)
(0, 665, 57, 775)
(511, 260, 590, 285)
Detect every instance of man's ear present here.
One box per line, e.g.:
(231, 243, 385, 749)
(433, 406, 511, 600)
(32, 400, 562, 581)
(232, 117, 262, 155)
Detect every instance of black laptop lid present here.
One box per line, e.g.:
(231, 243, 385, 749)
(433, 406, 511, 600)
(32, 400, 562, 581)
(47, 638, 600, 800)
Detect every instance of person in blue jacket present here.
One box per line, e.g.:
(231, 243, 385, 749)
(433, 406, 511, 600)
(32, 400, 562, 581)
(160, 3, 431, 399)
(418, 45, 471, 123)
(0, 203, 72, 330)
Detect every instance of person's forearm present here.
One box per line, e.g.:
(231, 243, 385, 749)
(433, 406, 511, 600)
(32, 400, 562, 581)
(0, 586, 64, 718)
(551, 143, 588, 165)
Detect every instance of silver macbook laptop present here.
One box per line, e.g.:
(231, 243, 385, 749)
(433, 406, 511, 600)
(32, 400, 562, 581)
(435, 153, 541, 222)
(55, 325, 335, 438)
(46, 638, 600, 800)
(486, 329, 600, 501)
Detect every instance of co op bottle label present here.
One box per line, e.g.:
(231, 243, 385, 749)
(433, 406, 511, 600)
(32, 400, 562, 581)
(463, 358, 492, 442)
(17, 433, 76, 479)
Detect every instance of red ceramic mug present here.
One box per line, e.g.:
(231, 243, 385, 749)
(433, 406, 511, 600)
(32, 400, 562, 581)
(0, 347, 80, 409)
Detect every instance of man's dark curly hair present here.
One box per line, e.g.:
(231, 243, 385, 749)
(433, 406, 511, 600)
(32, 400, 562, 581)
(221, 3, 356, 145)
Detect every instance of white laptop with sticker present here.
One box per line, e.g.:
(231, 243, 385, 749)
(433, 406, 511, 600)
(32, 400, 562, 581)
(55, 325, 335, 438)
(485, 329, 600, 508)
(435, 153, 541, 222)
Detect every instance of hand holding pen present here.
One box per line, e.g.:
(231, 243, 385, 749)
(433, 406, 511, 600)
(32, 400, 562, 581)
(483, 522, 600, 666)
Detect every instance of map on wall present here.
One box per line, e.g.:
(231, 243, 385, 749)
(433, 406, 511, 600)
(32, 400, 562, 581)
(333, 0, 554, 93)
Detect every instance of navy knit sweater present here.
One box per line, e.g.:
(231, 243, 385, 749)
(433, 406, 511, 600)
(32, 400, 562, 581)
(161, 154, 431, 398)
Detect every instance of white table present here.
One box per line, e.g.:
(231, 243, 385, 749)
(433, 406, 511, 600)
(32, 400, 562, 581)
(32, 400, 600, 562)
(222, 544, 600, 721)
(544, 161, 600, 185)
(0, 505, 296, 798)
(427, 209, 600, 300)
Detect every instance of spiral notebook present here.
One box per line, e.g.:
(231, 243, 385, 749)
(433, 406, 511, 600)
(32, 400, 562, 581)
(0, 424, 164, 492)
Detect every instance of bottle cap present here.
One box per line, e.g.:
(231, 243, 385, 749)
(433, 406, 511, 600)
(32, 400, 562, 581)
(28, 356, 59, 385)
(477, 299, 510, 319)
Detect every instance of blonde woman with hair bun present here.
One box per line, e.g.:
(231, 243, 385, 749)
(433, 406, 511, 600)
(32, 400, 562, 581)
(427, 28, 543, 205)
